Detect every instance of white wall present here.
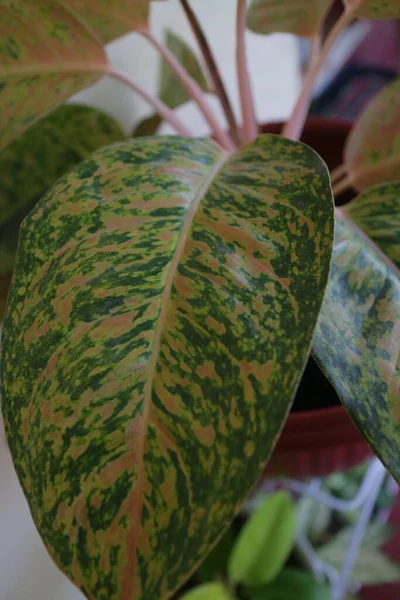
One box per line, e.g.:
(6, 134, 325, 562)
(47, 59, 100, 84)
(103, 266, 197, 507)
(0, 2, 300, 598)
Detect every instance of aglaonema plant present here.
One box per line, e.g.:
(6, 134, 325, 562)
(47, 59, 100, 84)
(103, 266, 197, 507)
(0, 1, 399, 599)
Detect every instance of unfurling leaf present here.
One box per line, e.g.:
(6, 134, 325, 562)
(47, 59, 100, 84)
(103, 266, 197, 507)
(344, 181, 400, 270)
(0, 104, 125, 275)
(179, 583, 233, 600)
(228, 491, 296, 586)
(0, 0, 108, 151)
(1, 135, 333, 599)
(345, 0, 400, 19)
(312, 214, 400, 482)
(247, 0, 333, 38)
(250, 567, 333, 600)
(344, 78, 400, 191)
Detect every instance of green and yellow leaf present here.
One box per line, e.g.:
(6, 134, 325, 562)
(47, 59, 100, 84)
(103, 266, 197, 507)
(0, 0, 108, 151)
(345, 0, 400, 19)
(344, 181, 400, 270)
(179, 583, 233, 600)
(344, 78, 400, 191)
(65, 0, 149, 44)
(0, 102, 124, 313)
(312, 213, 400, 481)
(1, 135, 334, 600)
(247, 0, 333, 38)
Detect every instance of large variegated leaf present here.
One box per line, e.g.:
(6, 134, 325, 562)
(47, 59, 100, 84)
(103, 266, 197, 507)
(344, 79, 400, 191)
(344, 181, 400, 269)
(247, 0, 333, 38)
(0, 103, 125, 280)
(0, 0, 108, 151)
(65, 0, 149, 43)
(1, 135, 334, 600)
(133, 30, 209, 137)
(313, 214, 400, 481)
(345, 0, 400, 19)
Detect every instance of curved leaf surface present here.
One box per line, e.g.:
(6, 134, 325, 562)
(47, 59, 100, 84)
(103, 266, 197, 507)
(247, 0, 332, 38)
(344, 78, 400, 191)
(344, 181, 400, 269)
(1, 135, 334, 600)
(312, 213, 400, 481)
(65, 0, 149, 43)
(346, 0, 400, 19)
(0, 0, 108, 151)
(179, 583, 233, 600)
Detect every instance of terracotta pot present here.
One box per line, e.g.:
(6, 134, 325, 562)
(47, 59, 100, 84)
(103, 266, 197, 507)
(261, 117, 372, 479)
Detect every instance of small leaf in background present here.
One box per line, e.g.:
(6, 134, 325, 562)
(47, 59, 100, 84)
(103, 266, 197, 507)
(247, 0, 333, 38)
(1, 135, 334, 599)
(344, 78, 400, 191)
(132, 114, 162, 138)
(160, 30, 209, 109)
(198, 528, 235, 582)
(179, 583, 234, 600)
(228, 491, 296, 586)
(65, 0, 149, 43)
(0, 0, 108, 151)
(249, 567, 332, 600)
(318, 523, 400, 585)
(0, 103, 125, 275)
(312, 215, 400, 483)
(296, 495, 331, 543)
(344, 181, 400, 270)
(345, 0, 400, 19)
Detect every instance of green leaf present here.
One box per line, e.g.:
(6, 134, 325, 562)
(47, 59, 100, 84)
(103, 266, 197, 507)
(1, 135, 334, 599)
(312, 214, 400, 482)
(65, 0, 149, 43)
(160, 30, 209, 109)
(228, 491, 296, 586)
(344, 78, 400, 191)
(296, 496, 331, 543)
(344, 181, 400, 270)
(247, 0, 332, 38)
(0, 0, 109, 151)
(318, 524, 400, 585)
(0, 103, 125, 273)
(198, 528, 235, 582)
(179, 583, 233, 600)
(249, 567, 332, 600)
(345, 0, 400, 19)
(132, 114, 162, 138)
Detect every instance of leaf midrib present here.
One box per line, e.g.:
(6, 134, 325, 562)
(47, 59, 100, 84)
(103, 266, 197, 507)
(130, 147, 230, 585)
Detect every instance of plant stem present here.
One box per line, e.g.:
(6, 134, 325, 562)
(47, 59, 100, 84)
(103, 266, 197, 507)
(236, 0, 258, 143)
(180, 0, 241, 145)
(332, 175, 352, 196)
(283, 0, 363, 141)
(330, 164, 347, 184)
(106, 68, 193, 136)
(140, 29, 235, 151)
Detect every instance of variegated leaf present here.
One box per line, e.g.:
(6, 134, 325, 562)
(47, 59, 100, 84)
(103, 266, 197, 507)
(345, 0, 400, 19)
(1, 135, 334, 600)
(313, 213, 400, 481)
(0, 0, 108, 151)
(247, 0, 333, 38)
(344, 181, 400, 269)
(65, 0, 149, 44)
(0, 103, 125, 277)
(344, 78, 400, 191)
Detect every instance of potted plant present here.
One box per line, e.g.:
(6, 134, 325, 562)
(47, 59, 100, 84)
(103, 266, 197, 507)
(0, 0, 399, 599)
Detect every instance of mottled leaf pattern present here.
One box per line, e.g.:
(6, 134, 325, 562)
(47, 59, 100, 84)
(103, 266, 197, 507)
(344, 78, 400, 191)
(1, 135, 334, 600)
(346, 0, 400, 19)
(344, 181, 400, 270)
(313, 214, 400, 481)
(0, 103, 125, 229)
(65, 0, 149, 43)
(247, 0, 333, 37)
(0, 0, 108, 150)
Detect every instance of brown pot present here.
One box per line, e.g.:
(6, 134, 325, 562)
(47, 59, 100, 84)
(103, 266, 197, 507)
(261, 117, 372, 479)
